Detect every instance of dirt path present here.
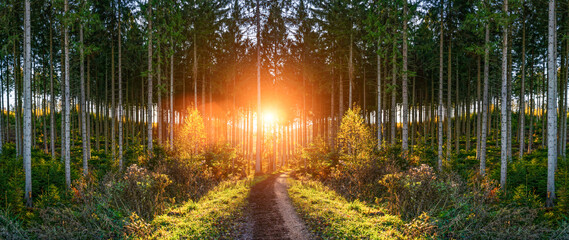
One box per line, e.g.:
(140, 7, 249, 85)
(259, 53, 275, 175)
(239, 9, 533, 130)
(240, 172, 311, 240)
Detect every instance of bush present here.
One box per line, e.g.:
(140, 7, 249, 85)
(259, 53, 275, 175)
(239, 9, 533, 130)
(122, 164, 172, 219)
(175, 108, 206, 160)
(301, 137, 337, 179)
(336, 106, 374, 165)
(379, 164, 458, 219)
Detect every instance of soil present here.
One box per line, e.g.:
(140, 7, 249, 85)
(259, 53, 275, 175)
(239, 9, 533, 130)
(238, 172, 311, 240)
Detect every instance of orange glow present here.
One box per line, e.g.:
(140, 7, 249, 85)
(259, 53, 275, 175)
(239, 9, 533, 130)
(263, 111, 277, 124)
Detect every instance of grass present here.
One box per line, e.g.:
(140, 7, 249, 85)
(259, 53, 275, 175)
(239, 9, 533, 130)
(138, 175, 266, 239)
(288, 177, 408, 239)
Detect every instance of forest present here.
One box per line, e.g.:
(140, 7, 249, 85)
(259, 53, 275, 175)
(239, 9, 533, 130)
(1, 0, 569, 239)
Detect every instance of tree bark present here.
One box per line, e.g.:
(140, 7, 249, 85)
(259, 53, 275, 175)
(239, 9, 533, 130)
(480, 20, 490, 176)
(255, 0, 262, 174)
(147, 4, 153, 154)
(118, 5, 123, 170)
(64, 0, 71, 189)
(80, 16, 89, 176)
(402, 0, 409, 152)
(49, 2, 56, 159)
(500, 0, 508, 190)
(391, 48, 396, 146)
(438, 3, 444, 171)
(546, 0, 557, 208)
(23, 0, 32, 207)
(170, 37, 174, 149)
(519, 15, 526, 159)
(377, 37, 382, 149)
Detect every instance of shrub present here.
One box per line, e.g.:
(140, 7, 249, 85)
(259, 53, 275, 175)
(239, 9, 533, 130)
(301, 137, 337, 179)
(122, 164, 172, 219)
(175, 108, 206, 160)
(336, 106, 374, 165)
(379, 164, 456, 219)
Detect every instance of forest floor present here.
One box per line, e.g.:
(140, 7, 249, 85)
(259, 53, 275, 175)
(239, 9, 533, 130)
(240, 172, 311, 240)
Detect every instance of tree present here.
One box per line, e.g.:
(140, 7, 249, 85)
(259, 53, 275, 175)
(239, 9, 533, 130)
(118, 0, 123, 170)
(546, 0, 557, 208)
(147, 2, 153, 155)
(519, 0, 526, 159)
(401, 0, 409, 153)
(438, 0, 444, 171)
(479, 1, 490, 176)
(49, 0, 56, 160)
(23, 0, 32, 207)
(255, 0, 262, 174)
(64, 0, 71, 189)
(500, 0, 508, 190)
(337, 106, 373, 163)
(80, 0, 89, 176)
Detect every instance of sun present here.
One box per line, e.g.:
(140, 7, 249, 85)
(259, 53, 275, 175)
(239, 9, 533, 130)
(263, 111, 277, 124)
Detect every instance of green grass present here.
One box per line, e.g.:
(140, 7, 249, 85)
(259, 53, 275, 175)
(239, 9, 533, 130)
(288, 177, 408, 239)
(139, 176, 265, 239)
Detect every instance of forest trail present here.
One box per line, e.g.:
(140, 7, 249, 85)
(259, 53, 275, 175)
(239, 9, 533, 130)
(240, 173, 311, 240)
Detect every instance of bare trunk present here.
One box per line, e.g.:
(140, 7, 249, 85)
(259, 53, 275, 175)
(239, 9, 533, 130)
(170, 37, 174, 149)
(80, 19, 88, 176)
(193, 33, 198, 110)
(158, 42, 162, 144)
(118, 7, 123, 170)
(391, 49, 396, 146)
(49, 4, 56, 159)
(377, 38, 382, 149)
(402, 0, 409, 152)
(438, 5, 444, 171)
(480, 21, 490, 176)
(255, 0, 262, 174)
(64, 0, 71, 189)
(520, 19, 526, 158)
(24, 0, 32, 207)
(349, 33, 353, 109)
(447, 37, 452, 159)
(546, 0, 557, 207)
(500, 0, 508, 190)
(147, 5, 153, 154)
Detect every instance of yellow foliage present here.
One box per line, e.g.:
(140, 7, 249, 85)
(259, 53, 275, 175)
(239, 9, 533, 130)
(175, 108, 206, 160)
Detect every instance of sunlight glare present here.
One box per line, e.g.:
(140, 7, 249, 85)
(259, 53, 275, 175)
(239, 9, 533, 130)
(263, 111, 277, 124)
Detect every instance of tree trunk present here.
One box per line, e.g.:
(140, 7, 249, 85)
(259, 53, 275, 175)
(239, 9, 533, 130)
(80, 19, 89, 176)
(170, 37, 174, 149)
(49, 3, 56, 159)
(105, 59, 109, 154)
(438, 4, 444, 171)
(402, 0, 409, 152)
(476, 56, 481, 158)
(118, 6, 123, 170)
(340, 65, 344, 120)
(377, 38, 382, 149)
(480, 21, 490, 176)
(64, 0, 71, 189)
(500, 0, 508, 190)
(193, 33, 198, 110)
(112, 41, 116, 160)
(455, 56, 459, 154)
(546, 0, 557, 208)
(519, 17, 526, 159)
(529, 59, 534, 152)
(23, 0, 32, 207)
(255, 0, 262, 174)
(447, 36, 452, 159)
(349, 33, 353, 109)
(391, 49, 396, 146)
(147, 5, 153, 154)
(158, 42, 162, 144)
